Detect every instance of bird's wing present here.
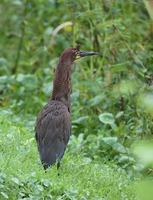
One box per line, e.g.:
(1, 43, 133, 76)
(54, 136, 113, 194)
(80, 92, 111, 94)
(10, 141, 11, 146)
(35, 102, 71, 167)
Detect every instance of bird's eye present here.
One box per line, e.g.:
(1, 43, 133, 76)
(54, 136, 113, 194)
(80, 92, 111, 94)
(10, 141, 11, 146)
(75, 51, 81, 60)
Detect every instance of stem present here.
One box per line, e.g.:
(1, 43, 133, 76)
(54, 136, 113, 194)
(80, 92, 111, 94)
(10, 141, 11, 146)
(12, 1, 27, 74)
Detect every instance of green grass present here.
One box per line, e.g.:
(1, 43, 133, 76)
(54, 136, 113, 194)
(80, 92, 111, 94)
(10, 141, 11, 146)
(0, 111, 135, 200)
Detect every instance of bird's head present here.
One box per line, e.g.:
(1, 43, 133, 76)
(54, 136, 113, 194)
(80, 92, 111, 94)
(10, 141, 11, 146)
(60, 45, 99, 64)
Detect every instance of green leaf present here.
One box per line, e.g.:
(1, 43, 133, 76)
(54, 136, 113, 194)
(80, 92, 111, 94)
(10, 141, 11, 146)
(115, 111, 124, 119)
(11, 177, 20, 185)
(102, 137, 126, 153)
(99, 113, 115, 125)
(73, 116, 89, 125)
(112, 143, 126, 153)
(1, 192, 8, 199)
(118, 155, 135, 164)
(88, 94, 104, 106)
(102, 137, 118, 145)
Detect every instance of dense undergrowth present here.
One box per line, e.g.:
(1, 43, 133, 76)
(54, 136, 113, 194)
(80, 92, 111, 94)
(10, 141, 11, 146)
(0, 0, 153, 199)
(0, 110, 136, 200)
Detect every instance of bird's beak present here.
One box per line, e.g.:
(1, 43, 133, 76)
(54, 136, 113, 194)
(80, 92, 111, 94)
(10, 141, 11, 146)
(75, 50, 99, 60)
(79, 51, 99, 57)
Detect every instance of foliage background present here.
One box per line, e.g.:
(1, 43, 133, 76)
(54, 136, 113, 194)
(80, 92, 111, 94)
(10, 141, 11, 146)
(0, 0, 153, 199)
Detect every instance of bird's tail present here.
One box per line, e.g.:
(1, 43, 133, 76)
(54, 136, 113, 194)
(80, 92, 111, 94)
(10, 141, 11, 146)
(38, 142, 65, 170)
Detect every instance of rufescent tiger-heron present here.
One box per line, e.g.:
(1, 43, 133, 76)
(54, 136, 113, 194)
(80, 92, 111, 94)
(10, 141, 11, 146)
(35, 46, 98, 170)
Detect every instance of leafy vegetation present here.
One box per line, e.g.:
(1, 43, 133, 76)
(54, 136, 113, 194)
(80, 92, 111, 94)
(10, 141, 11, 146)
(0, 0, 153, 199)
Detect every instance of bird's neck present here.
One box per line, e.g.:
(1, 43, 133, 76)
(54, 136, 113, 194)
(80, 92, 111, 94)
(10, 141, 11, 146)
(51, 61, 73, 110)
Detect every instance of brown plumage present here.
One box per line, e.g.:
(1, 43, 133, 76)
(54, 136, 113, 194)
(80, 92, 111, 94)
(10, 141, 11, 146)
(35, 47, 98, 170)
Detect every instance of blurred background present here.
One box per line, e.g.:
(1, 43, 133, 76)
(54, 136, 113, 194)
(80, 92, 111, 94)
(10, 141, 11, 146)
(0, 0, 153, 199)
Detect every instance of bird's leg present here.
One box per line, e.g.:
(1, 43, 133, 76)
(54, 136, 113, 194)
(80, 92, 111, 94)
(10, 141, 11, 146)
(57, 161, 60, 176)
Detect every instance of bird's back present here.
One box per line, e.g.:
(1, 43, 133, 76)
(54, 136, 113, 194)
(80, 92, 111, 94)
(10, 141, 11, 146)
(35, 100, 71, 169)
